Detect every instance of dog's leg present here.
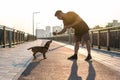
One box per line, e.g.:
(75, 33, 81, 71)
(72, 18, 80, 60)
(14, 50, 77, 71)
(33, 52, 37, 59)
(43, 53, 46, 59)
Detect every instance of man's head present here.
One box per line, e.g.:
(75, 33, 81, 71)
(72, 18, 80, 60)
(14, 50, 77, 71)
(55, 10, 64, 20)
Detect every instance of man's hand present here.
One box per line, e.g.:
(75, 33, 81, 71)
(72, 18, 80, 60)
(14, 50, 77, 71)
(53, 32, 57, 35)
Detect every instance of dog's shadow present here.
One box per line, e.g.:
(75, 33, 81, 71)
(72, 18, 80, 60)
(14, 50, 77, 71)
(20, 59, 44, 76)
(49, 45, 67, 52)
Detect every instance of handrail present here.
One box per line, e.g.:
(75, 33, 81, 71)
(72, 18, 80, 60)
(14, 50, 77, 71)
(0, 25, 36, 48)
(42, 26, 120, 52)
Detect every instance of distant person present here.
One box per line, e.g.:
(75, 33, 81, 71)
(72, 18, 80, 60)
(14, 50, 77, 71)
(53, 10, 92, 61)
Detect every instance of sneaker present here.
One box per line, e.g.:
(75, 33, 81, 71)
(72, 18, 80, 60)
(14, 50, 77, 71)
(68, 54, 77, 60)
(85, 55, 92, 61)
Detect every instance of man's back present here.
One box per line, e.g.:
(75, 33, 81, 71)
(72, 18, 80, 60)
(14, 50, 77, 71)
(63, 11, 89, 36)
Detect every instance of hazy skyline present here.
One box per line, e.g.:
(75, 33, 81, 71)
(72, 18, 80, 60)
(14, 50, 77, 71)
(0, 0, 120, 34)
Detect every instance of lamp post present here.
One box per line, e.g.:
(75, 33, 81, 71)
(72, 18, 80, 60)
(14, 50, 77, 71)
(33, 12, 40, 35)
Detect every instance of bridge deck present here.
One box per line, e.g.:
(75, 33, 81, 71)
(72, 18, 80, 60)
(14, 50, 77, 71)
(0, 39, 120, 80)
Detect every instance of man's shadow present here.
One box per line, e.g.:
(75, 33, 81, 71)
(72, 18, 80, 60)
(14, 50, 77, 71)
(86, 61, 96, 80)
(68, 60, 82, 80)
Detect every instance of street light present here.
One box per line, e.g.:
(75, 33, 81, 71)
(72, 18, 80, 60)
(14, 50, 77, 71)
(33, 12, 40, 35)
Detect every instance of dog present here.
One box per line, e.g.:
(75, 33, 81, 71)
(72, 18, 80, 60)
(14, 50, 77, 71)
(27, 40, 52, 59)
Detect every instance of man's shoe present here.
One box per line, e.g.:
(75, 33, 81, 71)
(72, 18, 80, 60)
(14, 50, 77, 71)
(85, 55, 92, 61)
(68, 54, 77, 60)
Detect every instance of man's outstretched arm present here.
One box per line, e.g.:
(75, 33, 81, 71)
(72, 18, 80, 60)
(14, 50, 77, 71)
(53, 26, 67, 35)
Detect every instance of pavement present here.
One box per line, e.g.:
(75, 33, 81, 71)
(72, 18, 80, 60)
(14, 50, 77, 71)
(0, 39, 120, 80)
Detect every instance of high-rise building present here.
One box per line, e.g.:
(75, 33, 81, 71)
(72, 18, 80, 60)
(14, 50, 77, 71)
(46, 26, 51, 37)
(108, 20, 120, 27)
(36, 29, 46, 38)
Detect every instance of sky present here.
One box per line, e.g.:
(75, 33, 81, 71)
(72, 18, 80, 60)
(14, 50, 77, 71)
(0, 0, 120, 34)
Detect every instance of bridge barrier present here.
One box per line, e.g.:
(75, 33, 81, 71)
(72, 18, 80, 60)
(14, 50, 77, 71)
(90, 26, 120, 51)
(42, 26, 120, 52)
(0, 25, 36, 48)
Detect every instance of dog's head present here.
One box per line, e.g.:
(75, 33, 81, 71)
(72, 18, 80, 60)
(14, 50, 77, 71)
(44, 40, 52, 49)
(49, 40, 52, 43)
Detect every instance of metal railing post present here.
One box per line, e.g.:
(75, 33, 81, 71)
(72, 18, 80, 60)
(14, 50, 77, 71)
(3, 26, 6, 48)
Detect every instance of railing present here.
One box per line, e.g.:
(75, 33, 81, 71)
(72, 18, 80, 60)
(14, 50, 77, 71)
(90, 26, 120, 51)
(44, 26, 120, 51)
(0, 25, 36, 48)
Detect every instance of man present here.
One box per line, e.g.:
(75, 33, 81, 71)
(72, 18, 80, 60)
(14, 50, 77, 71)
(53, 10, 92, 61)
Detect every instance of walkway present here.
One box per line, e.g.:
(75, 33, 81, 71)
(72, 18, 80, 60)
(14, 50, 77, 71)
(0, 39, 120, 80)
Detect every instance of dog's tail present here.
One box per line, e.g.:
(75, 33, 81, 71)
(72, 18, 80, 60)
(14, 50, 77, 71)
(27, 47, 32, 50)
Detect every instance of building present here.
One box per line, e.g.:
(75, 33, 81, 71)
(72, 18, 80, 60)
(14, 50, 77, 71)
(36, 29, 46, 38)
(107, 20, 120, 27)
(46, 26, 51, 37)
(36, 26, 52, 38)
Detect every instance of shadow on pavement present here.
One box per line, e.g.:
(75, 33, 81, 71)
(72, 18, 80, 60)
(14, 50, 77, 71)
(49, 45, 67, 51)
(86, 61, 96, 80)
(68, 60, 82, 80)
(20, 59, 44, 76)
(91, 48, 120, 57)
